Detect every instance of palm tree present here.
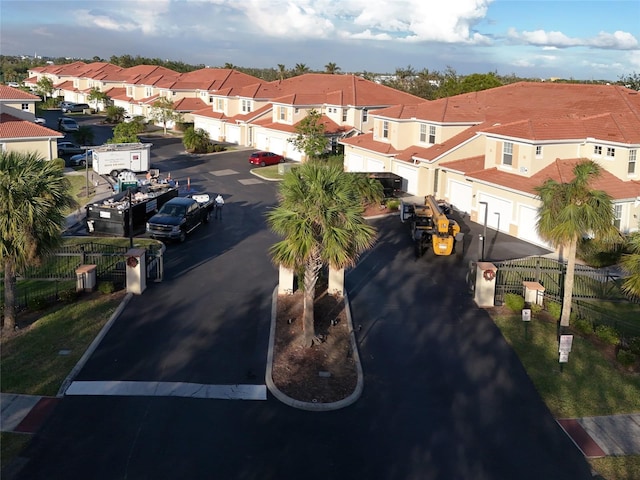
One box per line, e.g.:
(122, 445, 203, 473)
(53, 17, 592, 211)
(266, 161, 383, 346)
(277, 64, 287, 81)
(324, 62, 341, 74)
(73, 125, 95, 147)
(1, 151, 76, 333)
(182, 127, 211, 153)
(293, 63, 310, 76)
(620, 232, 640, 299)
(535, 159, 620, 329)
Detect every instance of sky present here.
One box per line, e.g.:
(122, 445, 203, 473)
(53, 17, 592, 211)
(1, 0, 639, 81)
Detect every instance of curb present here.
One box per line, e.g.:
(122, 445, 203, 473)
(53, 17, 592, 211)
(265, 286, 364, 411)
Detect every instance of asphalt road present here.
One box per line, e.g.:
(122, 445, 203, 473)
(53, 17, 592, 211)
(13, 142, 594, 479)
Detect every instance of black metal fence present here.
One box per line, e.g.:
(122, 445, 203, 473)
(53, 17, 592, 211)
(1, 242, 163, 311)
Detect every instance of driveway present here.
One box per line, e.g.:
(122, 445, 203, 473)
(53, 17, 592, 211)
(10, 152, 592, 480)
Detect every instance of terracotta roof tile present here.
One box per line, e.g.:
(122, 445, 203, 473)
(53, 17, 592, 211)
(0, 113, 62, 139)
(0, 85, 40, 100)
(173, 97, 208, 112)
(341, 132, 401, 155)
(438, 156, 485, 173)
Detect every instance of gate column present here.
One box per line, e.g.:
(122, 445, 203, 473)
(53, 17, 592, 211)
(474, 261, 497, 307)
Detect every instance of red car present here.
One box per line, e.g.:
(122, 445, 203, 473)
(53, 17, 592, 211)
(249, 151, 285, 166)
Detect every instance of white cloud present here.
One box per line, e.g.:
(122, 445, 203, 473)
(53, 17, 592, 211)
(589, 31, 638, 50)
(508, 27, 638, 50)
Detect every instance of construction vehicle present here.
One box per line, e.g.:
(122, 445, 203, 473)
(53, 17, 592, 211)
(400, 195, 461, 257)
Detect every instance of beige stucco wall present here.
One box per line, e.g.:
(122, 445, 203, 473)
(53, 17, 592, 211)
(3, 138, 57, 160)
(1, 101, 37, 119)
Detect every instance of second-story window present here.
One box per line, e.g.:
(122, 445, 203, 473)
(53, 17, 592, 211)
(606, 147, 615, 158)
(280, 107, 286, 121)
(242, 99, 252, 113)
(363, 109, 368, 122)
(429, 125, 436, 144)
(594, 145, 602, 156)
(613, 204, 622, 230)
(21, 103, 29, 111)
(145, 87, 152, 97)
(382, 121, 389, 139)
(629, 149, 637, 174)
(535, 145, 543, 157)
(420, 124, 427, 143)
(502, 142, 513, 166)
(216, 98, 224, 111)
(342, 109, 347, 122)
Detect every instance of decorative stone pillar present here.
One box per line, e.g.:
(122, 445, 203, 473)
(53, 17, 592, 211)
(278, 265, 295, 295)
(474, 261, 497, 307)
(125, 248, 146, 294)
(329, 267, 345, 297)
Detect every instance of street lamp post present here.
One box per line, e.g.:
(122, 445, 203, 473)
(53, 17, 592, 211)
(479, 201, 488, 261)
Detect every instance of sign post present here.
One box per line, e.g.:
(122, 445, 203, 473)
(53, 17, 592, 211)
(559, 334, 573, 373)
(522, 308, 531, 339)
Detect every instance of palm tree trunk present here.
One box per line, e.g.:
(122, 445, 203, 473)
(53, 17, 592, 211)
(560, 237, 578, 328)
(3, 257, 16, 333)
(301, 256, 322, 347)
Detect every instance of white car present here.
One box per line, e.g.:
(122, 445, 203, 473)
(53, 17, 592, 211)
(34, 117, 46, 125)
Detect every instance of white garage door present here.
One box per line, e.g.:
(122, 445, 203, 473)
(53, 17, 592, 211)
(196, 120, 220, 141)
(518, 205, 549, 247)
(226, 125, 240, 144)
(256, 133, 268, 151)
(478, 194, 512, 233)
(271, 138, 285, 156)
(346, 154, 364, 172)
(367, 159, 385, 172)
(448, 180, 472, 214)
(396, 164, 418, 195)
(286, 143, 303, 161)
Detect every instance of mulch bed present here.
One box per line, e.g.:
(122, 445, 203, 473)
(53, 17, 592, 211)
(272, 288, 358, 403)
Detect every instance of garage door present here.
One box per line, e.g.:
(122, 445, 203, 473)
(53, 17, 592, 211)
(448, 180, 472, 214)
(226, 125, 240, 144)
(478, 193, 512, 233)
(367, 159, 384, 172)
(518, 204, 549, 247)
(396, 164, 418, 195)
(286, 143, 303, 161)
(346, 154, 364, 172)
(256, 133, 268, 151)
(271, 138, 285, 156)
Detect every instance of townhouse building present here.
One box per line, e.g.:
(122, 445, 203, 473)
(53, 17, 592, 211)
(0, 85, 62, 159)
(341, 82, 640, 246)
(192, 73, 424, 161)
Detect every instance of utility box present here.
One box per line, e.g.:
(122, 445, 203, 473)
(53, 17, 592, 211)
(523, 281, 545, 306)
(278, 163, 294, 175)
(76, 264, 97, 292)
(474, 261, 497, 307)
(125, 248, 146, 295)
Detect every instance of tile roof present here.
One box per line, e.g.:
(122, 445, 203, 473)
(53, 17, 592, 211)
(0, 113, 62, 139)
(173, 97, 208, 112)
(0, 85, 40, 100)
(463, 158, 640, 200)
(341, 132, 401, 155)
(375, 82, 640, 144)
(161, 68, 261, 93)
(438, 155, 485, 173)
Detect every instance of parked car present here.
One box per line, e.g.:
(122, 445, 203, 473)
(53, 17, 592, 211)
(249, 151, 285, 166)
(69, 150, 93, 166)
(34, 117, 46, 125)
(57, 117, 79, 132)
(61, 102, 90, 113)
(57, 141, 84, 157)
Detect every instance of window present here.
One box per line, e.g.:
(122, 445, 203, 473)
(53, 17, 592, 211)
(145, 87, 152, 97)
(594, 145, 602, 156)
(216, 98, 224, 111)
(433, 169, 439, 194)
(242, 99, 252, 113)
(606, 147, 615, 158)
(382, 121, 389, 139)
(613, 204, 622, 230)
(209, 96, 214, 104)
(429, 125, 436, 144)
(502, 142, 513, 166)
(420, 124, 427, 143)
(21, 103, 29, 111)
(126, 86, 133, 96)
(363, 109, 368, 122)
(629, 150, 637, 174)
(279, 106, 286, 121)
(535, 145, 542, 157)
(294, 108, 299, 114)
(342, 109, 347, 122)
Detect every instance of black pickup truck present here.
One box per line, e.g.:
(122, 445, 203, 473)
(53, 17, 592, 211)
(146, 194, 214, 242)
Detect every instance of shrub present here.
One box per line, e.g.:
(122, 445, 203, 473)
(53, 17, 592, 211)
(627, 337, 640, 356)
(504, 293, 525, 313)
(385, 199, 400, 211)
(573, 317, 593, 335)
(58, 289, 78, 304)
(98, 281, 115, 294)
(30, 296, 51, 311)
(546, 300, 562, 320)
(594, 324, 620, 345)
(530, 303, 543, 316)
(616, 349, 637, 367)
(51, 157, 66, 169)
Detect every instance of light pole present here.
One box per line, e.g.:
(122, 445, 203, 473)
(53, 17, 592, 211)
(479, 201, 488, 261)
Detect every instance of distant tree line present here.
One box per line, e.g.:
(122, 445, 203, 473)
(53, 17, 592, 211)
(2, 54, 638, 101)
